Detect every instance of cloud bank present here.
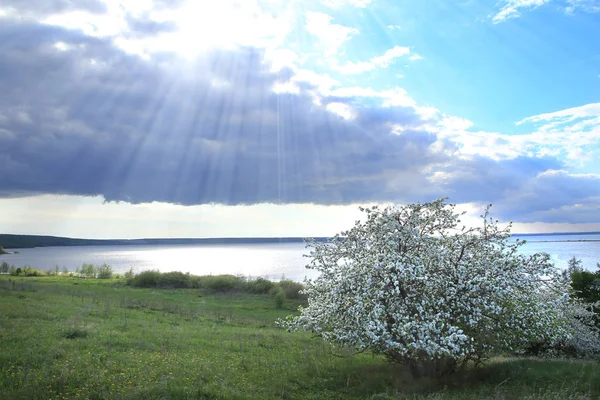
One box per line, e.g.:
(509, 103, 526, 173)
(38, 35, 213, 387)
(0, 0, 599, 224)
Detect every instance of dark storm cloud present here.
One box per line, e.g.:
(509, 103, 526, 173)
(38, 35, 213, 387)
(0, 20, 448, 205)
(0, 12, 598, 223)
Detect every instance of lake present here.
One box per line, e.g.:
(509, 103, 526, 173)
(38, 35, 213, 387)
(1, 233, 599, 282)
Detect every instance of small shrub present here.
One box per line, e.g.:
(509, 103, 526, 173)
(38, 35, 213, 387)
(97, 264, 113, 279)
(246, 277, 275, 294)
(189, 275, 202, 288)
(158, 271, 191, 288)
(10, 267, 22, 276)
(275, 290, 285, 309)
(77, 263, 97, 278)
(277, 280, 306, 300)
(1, 261, 9, 274)
(63, 327, 89, 339)
(130, 270, 161, 288)
(23, 266, 43, 277)
(123, 267, 135, 281)
(200, 275, 243, 292)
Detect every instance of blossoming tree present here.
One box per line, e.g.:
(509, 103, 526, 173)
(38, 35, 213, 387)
(282, 199, 571, 378)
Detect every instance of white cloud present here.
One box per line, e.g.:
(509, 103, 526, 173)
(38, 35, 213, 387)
(305, 11, 359, 56)
(386, 24, 402, 29)
(565, 0, 600, 13)
(322, 0, 373, 8)
(41, 0, 295, 59)
(493, 0, 600, 22)
(292, 68, 341, 93)
(409, 54, 423, 61)
(328, 86, 419, 108)
(437, 102, 600, 164)
(439, 116, 474, 131)
(373, 46, 411, 67)
(331, 46, 410, 74)
(266, 48, 298, 71)
(43, 10, 128, 37)
(326, 102, 356, 120)
(536, 169, 600, 179)
(493, 0, 551, 23)
(517, 102, 600, 127)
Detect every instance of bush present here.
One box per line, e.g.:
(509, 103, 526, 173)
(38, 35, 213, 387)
(124, 267, 135, 281)
(97, 264, 113, 279)
(246, 277, 275, 294)
(129, 270, 161, 288)
(570, 269, 600, 304)
(274, 290, 285, 309)
(280, 199, 571, 378)
(77, 264, 97, 278)
(277, 280, 306, 300)
(10, 267, 22, 276)
(158, 271, 190, 288)
(1, 261, 9, 274)
(199, 275, 243, 292)
(23, 266, 43, 276)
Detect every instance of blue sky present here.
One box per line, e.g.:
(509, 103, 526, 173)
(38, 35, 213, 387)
(0, 0, 599, 238)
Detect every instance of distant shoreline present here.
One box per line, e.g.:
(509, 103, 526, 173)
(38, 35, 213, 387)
(1, 232, 599, 250)
(0, 234, 330, 249)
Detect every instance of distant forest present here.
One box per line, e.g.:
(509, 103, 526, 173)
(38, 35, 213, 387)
(0, 234, 329, 249)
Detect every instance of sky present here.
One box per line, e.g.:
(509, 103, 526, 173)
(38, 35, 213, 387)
(0, 0, 599, 239)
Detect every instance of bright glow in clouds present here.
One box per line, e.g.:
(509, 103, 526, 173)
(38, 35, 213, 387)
(1, 196, 597, 239)
(42, 0, 294, 59)
(0, 195, 369, 239)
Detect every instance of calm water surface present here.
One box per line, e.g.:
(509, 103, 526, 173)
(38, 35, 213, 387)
(2, 234, 599, 281)
(2, 243, 317, 282)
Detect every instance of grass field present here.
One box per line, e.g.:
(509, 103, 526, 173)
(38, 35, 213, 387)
(1, 275, 598, 399)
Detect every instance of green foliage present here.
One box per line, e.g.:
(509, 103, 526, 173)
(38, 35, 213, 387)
(129, 270, 162, 287)
(274, 289, 285, 309)
(96, 264, 113, 279)
(570, 267, 600, 304)
(23, 266, 44, 277)
(10, 267, 22, 276)
(77, 263, 98, 278)
(277, 279, 306, 300)
(245, 277, 275, 294)
(123, 267, 135, 280)
(197, 274, 241, 292)
(126, 270, 306, 298)
(0, 276, 599, 399)
(0, 261, 9, 274)
(157, 271, 191, 288)
(63, 327, 89, 340)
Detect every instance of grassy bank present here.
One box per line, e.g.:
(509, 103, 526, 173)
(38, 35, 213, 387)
(1, 275, 598, 399)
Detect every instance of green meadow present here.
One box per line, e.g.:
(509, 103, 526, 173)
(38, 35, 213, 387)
(1, 275, 599, 400)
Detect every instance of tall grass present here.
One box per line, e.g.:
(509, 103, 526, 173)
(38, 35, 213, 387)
(0, 275, 598, 400)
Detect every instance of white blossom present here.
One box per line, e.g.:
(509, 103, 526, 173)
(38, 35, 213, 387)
(279, 199, 578, 377)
